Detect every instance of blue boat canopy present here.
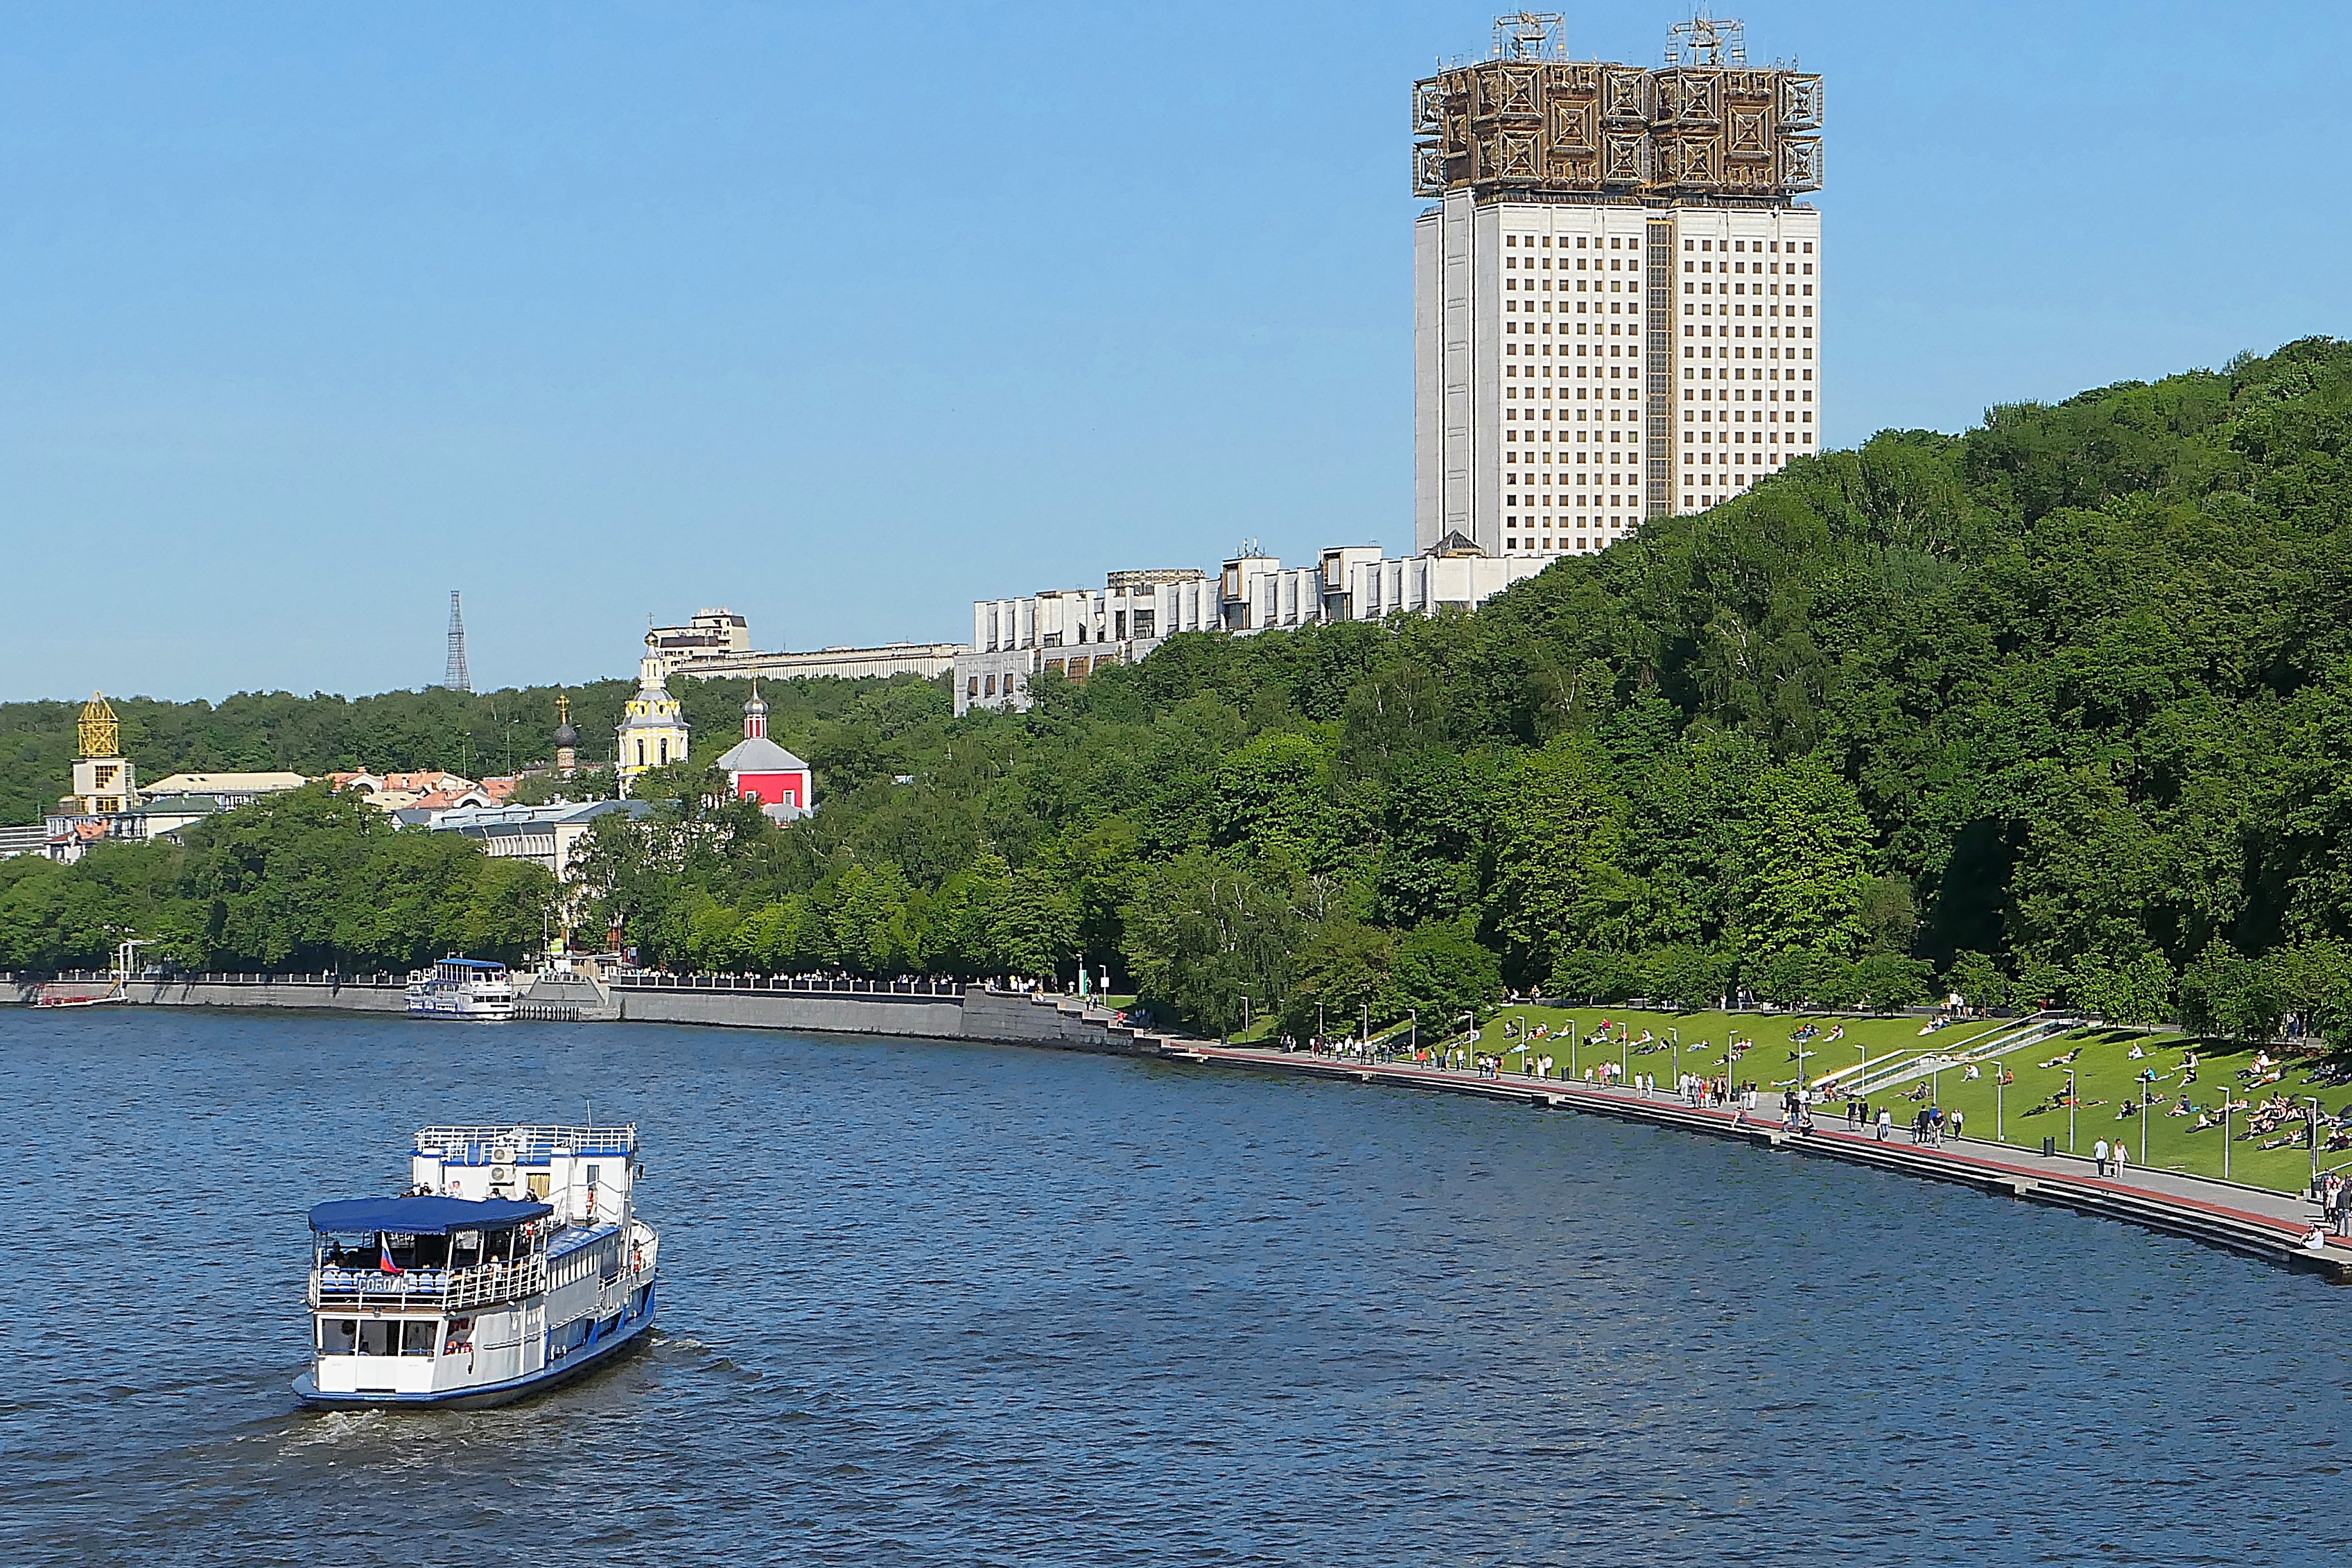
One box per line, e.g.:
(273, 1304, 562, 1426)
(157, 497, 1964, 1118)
(308, 1195, 552, 1235)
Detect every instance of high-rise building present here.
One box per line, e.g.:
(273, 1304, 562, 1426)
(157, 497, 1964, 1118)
(1412, 12, 1823, 561)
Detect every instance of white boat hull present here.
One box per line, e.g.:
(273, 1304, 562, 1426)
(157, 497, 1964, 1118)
(293, 1283, 656, 1409)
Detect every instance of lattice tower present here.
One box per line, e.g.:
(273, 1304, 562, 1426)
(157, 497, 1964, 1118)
(443, 591, 471, 693)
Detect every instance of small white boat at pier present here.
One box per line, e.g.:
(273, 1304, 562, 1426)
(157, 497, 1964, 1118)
(405, 957, 516, 1020)
(294, 1122, 659, 1410)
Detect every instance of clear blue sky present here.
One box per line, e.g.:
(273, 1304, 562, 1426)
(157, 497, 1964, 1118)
(3, 2, 2346, 702)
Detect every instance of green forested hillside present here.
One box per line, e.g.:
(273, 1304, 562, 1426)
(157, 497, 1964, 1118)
(13, 339, 2352, 1045)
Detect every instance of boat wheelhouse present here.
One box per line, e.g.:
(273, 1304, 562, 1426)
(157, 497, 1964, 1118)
(406, 957, 516, 1020)
(293, 1122, 659, 1410)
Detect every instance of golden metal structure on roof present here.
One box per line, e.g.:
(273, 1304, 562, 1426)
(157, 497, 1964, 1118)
(1412, 11, 1820, 202)
(78, 692, 120, 760)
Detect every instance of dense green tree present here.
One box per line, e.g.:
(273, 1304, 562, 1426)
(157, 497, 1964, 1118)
(1737, 756, 1872, 968)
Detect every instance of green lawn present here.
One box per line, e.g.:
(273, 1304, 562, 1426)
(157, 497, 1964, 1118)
(1907, 1029, 2349, 1194)
(1464, 1005, 2351, 1196)
(1467, 1004, 1993, 1090)
(1199, 999, 2351, 1196)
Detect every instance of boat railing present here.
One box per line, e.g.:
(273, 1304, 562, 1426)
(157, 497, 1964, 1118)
(413, 1122, 639, 1161)
(312, 1253, 549, 1311)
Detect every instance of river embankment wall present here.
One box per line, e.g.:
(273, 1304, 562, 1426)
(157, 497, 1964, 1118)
(8, 975, 413, 1011)
(3, 972, 1164, 1052)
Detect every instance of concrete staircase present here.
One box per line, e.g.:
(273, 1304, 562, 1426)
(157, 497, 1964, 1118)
(1845, 1012, 2082, 1097)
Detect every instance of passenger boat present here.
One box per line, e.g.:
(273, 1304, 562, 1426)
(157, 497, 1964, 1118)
(294, 1122, 660, 1410)
(405, 957, 517, 1020)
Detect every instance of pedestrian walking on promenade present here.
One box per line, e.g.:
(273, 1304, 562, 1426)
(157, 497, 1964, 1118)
(1876, 1106, 1892, 1142)
(1949, 1108, 1965, 1143)
(2112, 1140, 2129, 1181)
(2094, 1138, 2111, 1178)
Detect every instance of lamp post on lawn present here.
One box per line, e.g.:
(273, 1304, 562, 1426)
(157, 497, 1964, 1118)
(2066, 1068, 2077, 1154)
(2224, 1082, 2232, 1181)
(1363, 1002, 1371, 1059)
(2308, 1097, 2325, 1192)
(2141, 1078, 2153, 1169)
(1409, 1008, 1418, 1058)
(1996, 1065, 2005, 1143)
(1459, 1011, 1476, 1073)
(1241, 995, 1251, 1041)
(1622, 1028, 1631, 1092)
(1671, 1027, 1680, 1087)
(1569, 1019, 1580, 1082)
(1316, 1000, 1324, 1054)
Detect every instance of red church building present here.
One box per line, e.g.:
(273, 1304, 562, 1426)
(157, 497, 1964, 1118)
(713, 687, 815, 819)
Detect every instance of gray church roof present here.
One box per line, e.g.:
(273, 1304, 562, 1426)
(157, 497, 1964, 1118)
(713, 735, 809, 774)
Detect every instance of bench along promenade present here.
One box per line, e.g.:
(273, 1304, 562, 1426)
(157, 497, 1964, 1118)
(12, 968, 2347, 1282)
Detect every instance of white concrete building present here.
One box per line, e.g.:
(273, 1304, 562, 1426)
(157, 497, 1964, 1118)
(647, 607, 960, 683)
(956, 546, 1549, 715)
(427, 800, 652, 882)
(1409, 15, 1826, 559)
(1415, 198, 1818, 559)
(959, 568, 1212, 715)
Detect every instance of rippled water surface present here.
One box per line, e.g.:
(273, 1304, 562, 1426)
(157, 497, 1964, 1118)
(6, 1009, 2349, 1565)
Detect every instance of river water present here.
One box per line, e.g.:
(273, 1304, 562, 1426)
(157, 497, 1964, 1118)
(5, 1009, 2347, 1566)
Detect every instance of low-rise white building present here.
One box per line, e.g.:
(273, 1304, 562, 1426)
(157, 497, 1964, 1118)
(958, 568, 1213, 715)
(141, 771, 308, 807)
(956, 544, 1549, 715)
(426, 800, 652, 882)
(647, 607, 960, 683)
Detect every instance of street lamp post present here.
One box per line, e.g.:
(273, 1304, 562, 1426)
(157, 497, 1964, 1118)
(2308, 1097, 2326, 1192)
(1996, 1065, 2005, 1143)
(2066, 1068, 2077, 1154)
(2224, 1083, 2232, 1181)
(1569, 1020, 1580, 1081)
(1241, 995, 1251, 1040)
(1409, 1008, 1418, 1058)
(2141, 1078, 2153, 1169)
(1671, 1027, 1680, 1087)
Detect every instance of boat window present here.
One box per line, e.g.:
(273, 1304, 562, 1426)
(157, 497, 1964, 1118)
(319, 1318, 357, 1353)
(401, 1321, 437, 1357)
(526, 1172, 551, 1201)
(488, 1229, 515, 1262)
(451, 1230, 482, 1268)
(356, 1320, 399, 1357)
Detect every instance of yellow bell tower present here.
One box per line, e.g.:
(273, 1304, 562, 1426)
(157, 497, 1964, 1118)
(70, 692, 138, 815)
(613, 634, 692, 796)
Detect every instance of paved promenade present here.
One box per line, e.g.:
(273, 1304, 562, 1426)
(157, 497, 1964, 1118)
(1160, 1040, 2352, 1282)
